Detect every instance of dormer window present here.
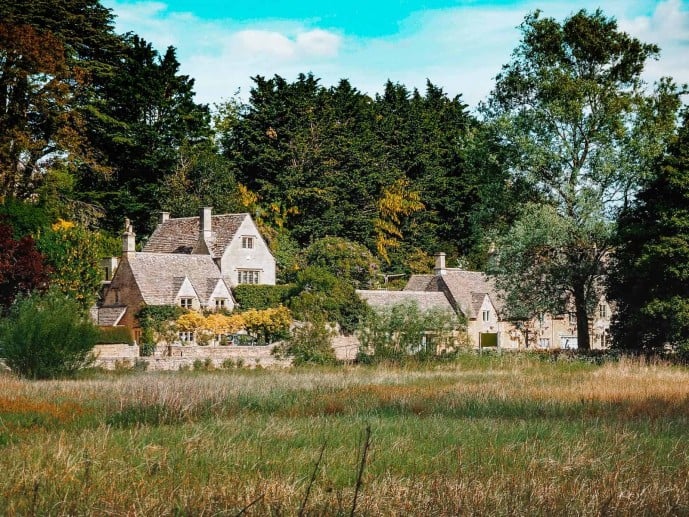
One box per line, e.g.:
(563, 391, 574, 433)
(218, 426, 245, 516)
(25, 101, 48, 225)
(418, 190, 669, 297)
(180, 297, 193, 309)
(482, 310, 490, 322)
(215, 298, 227, 309)
(242, 236, 254, 249)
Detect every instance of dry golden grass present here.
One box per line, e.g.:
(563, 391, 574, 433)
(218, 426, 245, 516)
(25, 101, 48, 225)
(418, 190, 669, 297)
(1, 355, 689, 515)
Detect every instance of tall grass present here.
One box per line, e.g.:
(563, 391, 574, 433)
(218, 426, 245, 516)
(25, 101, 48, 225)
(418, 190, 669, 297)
(1, 354, 689, 514)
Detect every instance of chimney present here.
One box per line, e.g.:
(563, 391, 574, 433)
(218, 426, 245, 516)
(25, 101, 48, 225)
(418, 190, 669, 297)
(160, 211, 170, 224)
(122, 218, 136, 256)
(434, 252, 446, 276)
(200, 207, 212, 240)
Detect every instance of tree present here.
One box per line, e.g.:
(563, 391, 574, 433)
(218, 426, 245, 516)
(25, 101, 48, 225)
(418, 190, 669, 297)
(484, 9, 680, 349)
(302, 236, 381, 289)
(608, 112, 689, 351)
(0, 289, 98, 379)
(0, 222, 49, 311)
(36, 220, 108, 309)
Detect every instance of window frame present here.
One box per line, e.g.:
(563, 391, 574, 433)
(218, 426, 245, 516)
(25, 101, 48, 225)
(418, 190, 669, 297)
(241, 236, 254, 249)
(180, 297, 194, 309)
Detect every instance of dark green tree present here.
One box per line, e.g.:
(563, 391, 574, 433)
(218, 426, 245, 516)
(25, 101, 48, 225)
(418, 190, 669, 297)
(608, 112, 689, 351)
(77, 35, 212, 234)
(485, 9, 680, 349)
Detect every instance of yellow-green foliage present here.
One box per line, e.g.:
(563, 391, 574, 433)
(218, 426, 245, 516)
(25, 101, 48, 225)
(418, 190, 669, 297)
(175, 307, 291, 344)
(374, 178, 424, 263)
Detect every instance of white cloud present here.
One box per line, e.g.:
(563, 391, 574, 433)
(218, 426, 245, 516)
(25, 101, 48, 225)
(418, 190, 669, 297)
(103, 0, 689, 108)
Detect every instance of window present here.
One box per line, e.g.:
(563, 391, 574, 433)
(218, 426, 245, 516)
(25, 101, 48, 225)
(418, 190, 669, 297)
(599, 304, 607, 318)
(180, 297, 193, 309)
(179, 331, 195, 343)
(241, 236, 254, 249)
(482, 310, 490, 322)
(568, 312, 577, 325)
(215, 298, 227, 309)
(539, 338, 550, 349)
(237, 270, 260, 285)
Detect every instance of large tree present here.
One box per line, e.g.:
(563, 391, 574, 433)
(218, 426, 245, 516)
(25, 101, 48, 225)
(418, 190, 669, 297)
(485, 9, 680, 349)
(608, 112, 689, 351)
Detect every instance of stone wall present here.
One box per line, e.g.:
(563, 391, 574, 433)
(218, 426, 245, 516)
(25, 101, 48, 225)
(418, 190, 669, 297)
(93, 343, 289, 370)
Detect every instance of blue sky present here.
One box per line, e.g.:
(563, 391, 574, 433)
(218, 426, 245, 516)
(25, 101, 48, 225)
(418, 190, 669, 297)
(103, 0, 689, 109)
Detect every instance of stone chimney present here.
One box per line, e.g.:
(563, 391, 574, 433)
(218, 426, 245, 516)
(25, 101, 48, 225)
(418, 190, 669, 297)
(159, 211, 170, 224)
(434, 252, 446, 276)
(122, 218, 136, 256)
(200, 207, 212, 240)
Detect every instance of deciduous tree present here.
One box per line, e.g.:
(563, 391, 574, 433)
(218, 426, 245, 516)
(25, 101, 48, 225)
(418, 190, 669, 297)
(485, 9, 680, 349)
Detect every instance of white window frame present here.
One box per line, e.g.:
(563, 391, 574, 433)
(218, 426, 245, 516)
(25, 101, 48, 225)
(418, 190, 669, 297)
(599, 304, 607, 318)
(241, 236, 254, 249)
(539, 338, 550, 349)
(179, 331, 195, 343)
(215, 298, 227, 309)
(237, 270, 260, 285)
(482, 310, 490, 322)
(180, 297, 194, 309)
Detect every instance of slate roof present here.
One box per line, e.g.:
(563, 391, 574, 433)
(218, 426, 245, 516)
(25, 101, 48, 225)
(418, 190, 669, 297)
(97, 307, 126, 326)
(143, 213, 248, 258)
(357, 290, 455, 314)
(403, 275, 436, 291)
(127, 253, 225, 305)
(439, 269, 504, 319)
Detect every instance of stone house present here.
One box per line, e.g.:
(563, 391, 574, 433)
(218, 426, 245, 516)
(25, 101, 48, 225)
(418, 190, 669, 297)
(360, 252, 612, 350)
(94, 207, 276, 342)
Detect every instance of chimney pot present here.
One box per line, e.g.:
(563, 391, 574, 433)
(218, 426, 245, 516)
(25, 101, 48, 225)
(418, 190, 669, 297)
(160, 212, 170, 224)
(122, 219, 136, 255)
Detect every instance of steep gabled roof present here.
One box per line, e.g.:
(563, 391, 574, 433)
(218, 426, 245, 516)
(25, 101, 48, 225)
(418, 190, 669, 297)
(127, 253, 223, 305)
(439, 269, 503, 319)
(143, 213, 248, 258)
(357, 290, 455, 314)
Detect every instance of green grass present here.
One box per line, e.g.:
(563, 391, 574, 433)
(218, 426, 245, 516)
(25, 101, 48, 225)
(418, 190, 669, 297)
(1, 354, 689, 514)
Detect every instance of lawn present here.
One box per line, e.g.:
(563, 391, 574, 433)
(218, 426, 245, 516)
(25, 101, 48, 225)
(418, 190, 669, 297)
(1, 354, 689, 515)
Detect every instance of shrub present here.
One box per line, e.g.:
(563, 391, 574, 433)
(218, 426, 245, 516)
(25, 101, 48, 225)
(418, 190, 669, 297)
(275, 318, 337, 366)
(357, 301, 465, 364)
(233, 284, 292, 310)
(96, 326, 134, 345)
(0, 290, 99, 378)
(137, 305, 186, 352)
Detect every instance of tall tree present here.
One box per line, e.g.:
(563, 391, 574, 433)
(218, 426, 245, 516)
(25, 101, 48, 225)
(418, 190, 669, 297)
(608, 112, 689, 351)
(0, 0, 121, 200)
(485, 9, 680, 349)
(76, 35, 211, 234)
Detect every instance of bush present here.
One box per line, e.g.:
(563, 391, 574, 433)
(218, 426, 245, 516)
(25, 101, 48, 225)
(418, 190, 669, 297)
(137, 305, 186, 352)
(357, 301, 464, 364)
(275, 318, 337, 366)
(232, 284, 292, 311)
(0, 290, 99, 378)
(96, 326, 134, 345)
(302, 236, 380, 289)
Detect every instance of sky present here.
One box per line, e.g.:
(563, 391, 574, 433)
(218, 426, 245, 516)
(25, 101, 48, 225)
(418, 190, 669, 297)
(102, 0, 689, 109)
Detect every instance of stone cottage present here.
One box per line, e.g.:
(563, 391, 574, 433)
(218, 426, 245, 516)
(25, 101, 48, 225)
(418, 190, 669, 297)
(359, 252, 611, 350)
(94, 207, 276, 342)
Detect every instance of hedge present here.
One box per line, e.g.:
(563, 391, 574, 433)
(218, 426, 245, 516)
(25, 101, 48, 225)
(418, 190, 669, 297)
(232, 284, 293, 311)
(96, 326, 135, 345)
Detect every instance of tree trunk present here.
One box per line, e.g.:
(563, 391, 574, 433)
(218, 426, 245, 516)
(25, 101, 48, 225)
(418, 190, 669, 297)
(573, 286, 591, 350)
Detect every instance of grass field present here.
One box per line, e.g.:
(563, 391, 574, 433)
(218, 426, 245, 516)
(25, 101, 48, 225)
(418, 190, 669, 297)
(1, 354, 689, 515)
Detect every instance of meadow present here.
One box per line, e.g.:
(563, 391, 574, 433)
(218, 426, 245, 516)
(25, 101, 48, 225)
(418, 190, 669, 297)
(1, 354, 689, 515)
